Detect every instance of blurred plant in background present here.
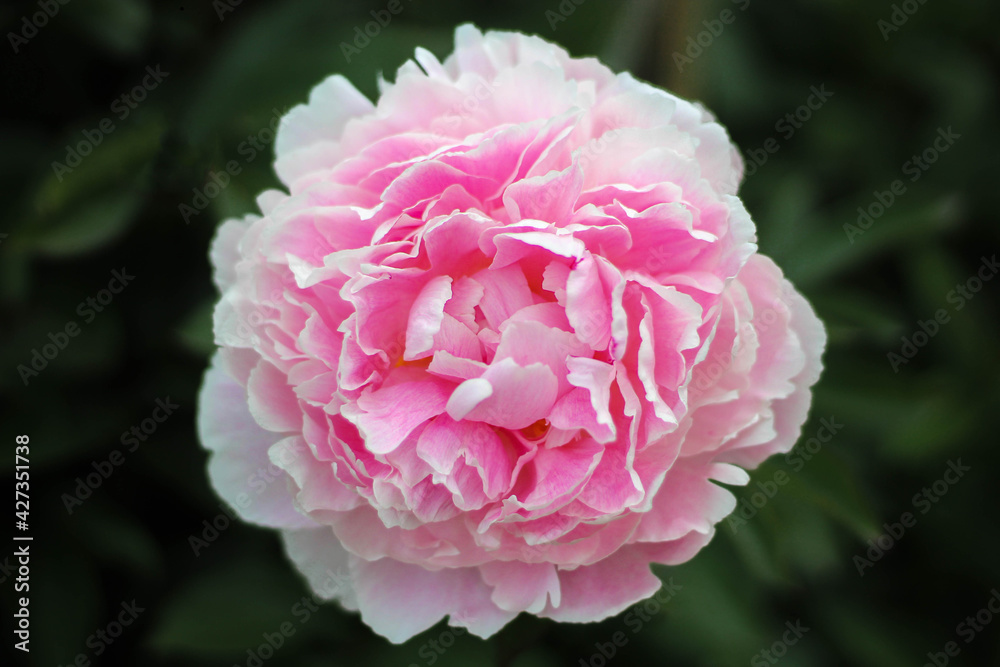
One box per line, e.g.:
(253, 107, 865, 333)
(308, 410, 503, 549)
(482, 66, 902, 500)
(0, 0, 998, 665)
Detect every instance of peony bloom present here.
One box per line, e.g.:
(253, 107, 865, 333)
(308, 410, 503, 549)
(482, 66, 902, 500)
(198, 24, 825, 642)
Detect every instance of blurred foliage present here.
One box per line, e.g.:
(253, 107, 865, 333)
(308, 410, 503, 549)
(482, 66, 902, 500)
(1, 0, 999, 665)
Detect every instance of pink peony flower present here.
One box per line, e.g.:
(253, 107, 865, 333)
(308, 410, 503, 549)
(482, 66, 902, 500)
(198, 24, 825, 642)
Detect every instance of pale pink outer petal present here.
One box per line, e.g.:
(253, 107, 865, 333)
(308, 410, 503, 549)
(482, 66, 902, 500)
(280, 528, 358, 609)
(632, 458, 741, 543)
(209, 215, 255, 292)
(198, 357, 316, 529)
(269, 436, 363, 514)
(275, 74, 375, 186)
(479, 561, 561, 614)
(540, 550, 662, 623)
(718, 255, 827, 468)
(350, 558, 516, 643)
(247, 359, 302, 433)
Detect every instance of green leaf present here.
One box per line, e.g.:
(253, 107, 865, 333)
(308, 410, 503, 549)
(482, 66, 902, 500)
(650, 549, 769, 664)
(811, 290, 904, 347)
(881, 383, 978, 463)
(783, 195, 963, 289)
(784, 443, 879, 540)
(30, 537, 103, 666)
(63, 0, 152, 56)
(147, 559, 307, 657)
(31, 189, 143, 257)
(175, 299, 217, 357)
(181, 0, 454, 143)
(822, 600, 920, 667)
(34, 117, 165, 216)
(772, 500, 841, 576)
(73, 505, 165, 579)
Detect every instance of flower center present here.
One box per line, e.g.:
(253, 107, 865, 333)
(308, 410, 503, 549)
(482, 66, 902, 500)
(520, 419, 550, 440)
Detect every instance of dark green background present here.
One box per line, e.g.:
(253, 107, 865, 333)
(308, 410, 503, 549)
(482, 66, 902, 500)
(2, 0, 999, 665)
